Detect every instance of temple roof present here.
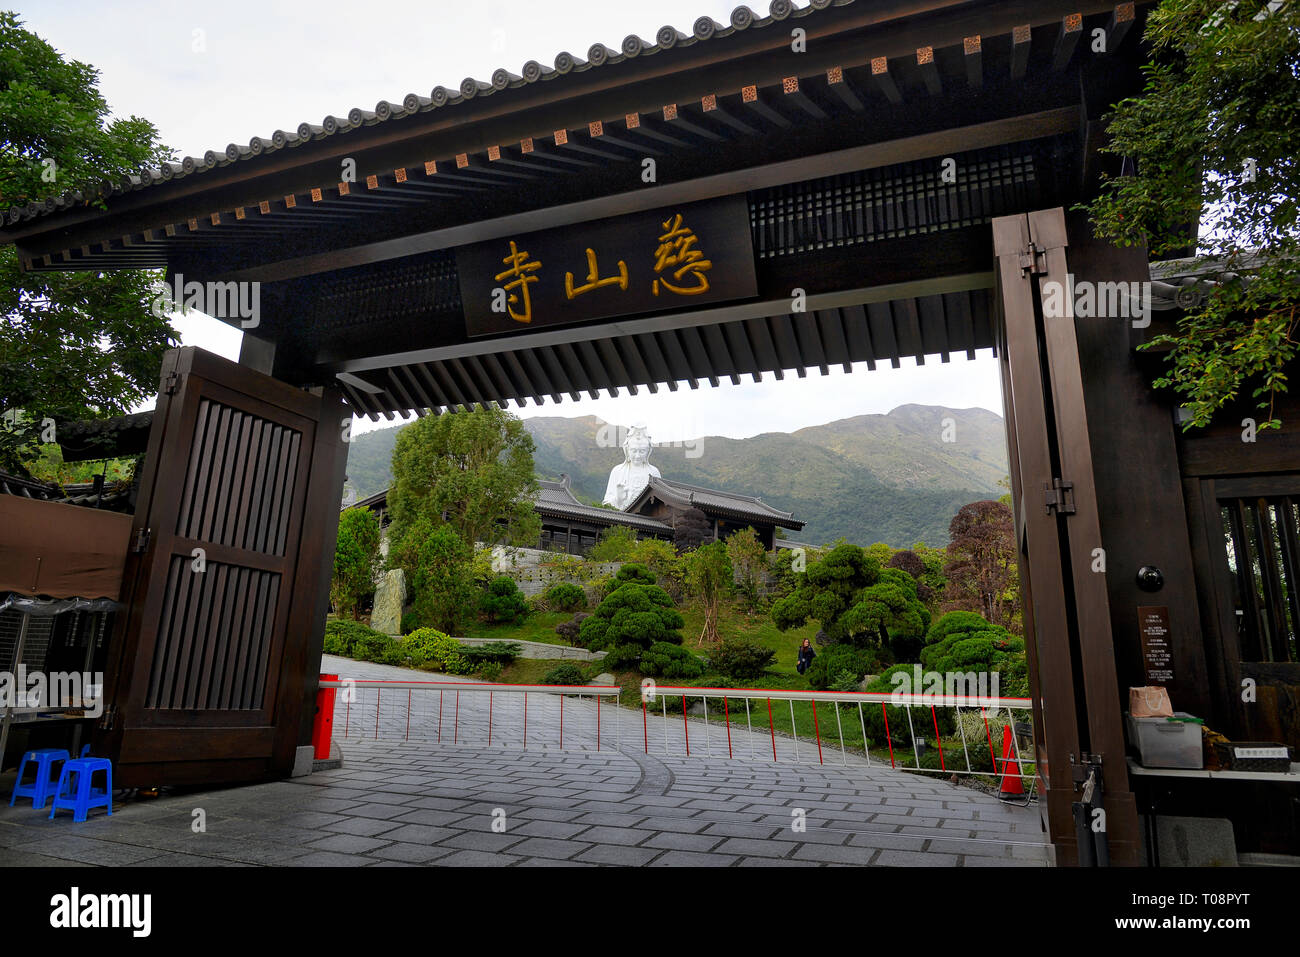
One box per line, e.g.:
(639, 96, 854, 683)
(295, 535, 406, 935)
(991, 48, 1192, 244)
(2, 1, 863, 231)
(534, 477, 672, 533)
(626, 475, 806, 529)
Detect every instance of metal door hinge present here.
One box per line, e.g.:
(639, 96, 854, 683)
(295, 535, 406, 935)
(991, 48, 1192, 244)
(1019, 241, 1047, 276)
(1044, 478, 1076, 515)
(164, 371, 181, 395)
(131, 527, 151, 553)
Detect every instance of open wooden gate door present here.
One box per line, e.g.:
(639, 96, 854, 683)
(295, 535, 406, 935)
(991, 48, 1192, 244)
(993, 209, 1140, 866)
(97, 347, 349, 788)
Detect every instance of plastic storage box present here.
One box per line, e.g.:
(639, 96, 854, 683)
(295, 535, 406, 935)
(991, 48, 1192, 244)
(1126, 712, 1204, 769)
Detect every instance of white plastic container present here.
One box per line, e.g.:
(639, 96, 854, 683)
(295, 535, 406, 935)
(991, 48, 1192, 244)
(1126, 712, 1204, 769)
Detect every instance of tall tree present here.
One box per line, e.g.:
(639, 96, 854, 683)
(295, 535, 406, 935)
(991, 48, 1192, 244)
(392, 517, 477, 635)
(331, 507, 382, 620)
(684, 541, 733, 646)
(0, 12, 177, 472)
(724, 526, 766, 612)
(386, 404, 541, 555)
(1083, 0, 1300, 431)
(941, 500, 1018, 632)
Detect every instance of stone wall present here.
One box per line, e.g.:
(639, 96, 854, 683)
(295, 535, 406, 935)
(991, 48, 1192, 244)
(488, 545, 622, 599)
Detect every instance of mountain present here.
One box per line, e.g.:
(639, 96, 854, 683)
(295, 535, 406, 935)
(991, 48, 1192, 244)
(343, 405, 1008, 548)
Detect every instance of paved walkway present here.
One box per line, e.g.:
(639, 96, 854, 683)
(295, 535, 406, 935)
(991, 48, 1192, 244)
(0, 657, 1050, 867)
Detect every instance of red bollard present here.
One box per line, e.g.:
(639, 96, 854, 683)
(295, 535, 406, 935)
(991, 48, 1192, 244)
(312, 674, 337, 759)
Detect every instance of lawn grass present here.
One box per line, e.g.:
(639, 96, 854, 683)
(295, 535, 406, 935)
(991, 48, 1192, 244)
(461, 610, 573, 645)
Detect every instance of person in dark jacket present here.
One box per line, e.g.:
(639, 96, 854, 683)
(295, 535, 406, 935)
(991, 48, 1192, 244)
(796, 638, 816, 675)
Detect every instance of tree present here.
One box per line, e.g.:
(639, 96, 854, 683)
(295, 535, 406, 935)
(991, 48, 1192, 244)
(672, 506, 712, 552)
(386, 404, 540, 554)
(577, 565, 684, 654)
(589, 525, 637, 561)
(724, 527, 766, 612)
(771, 542, 931, 661)
(887, 549, 935, 604)
(1082, 0, 1300, 431)
(331, 507, 382, 619)
(628, 537, 686, 601)
(683, 541, 733, 646)
(0, 13, 177, 473)
(393, 518, 477, 635)
(480, 575, 529, 623)
(941, 501, 1018, 632)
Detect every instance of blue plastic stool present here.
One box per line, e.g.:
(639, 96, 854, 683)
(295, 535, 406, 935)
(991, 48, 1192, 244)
(9, 749, 71, 810)
(48, 758, 112, 823)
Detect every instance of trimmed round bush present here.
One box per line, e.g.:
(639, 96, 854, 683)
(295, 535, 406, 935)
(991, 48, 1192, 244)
(578, 581, 684, 651)
(639, 642, 705, 679)
(480, 575, 529, 623)
(403, 627, 469, 673)
(543, 663, 586, 686)
(545, 582, 586, 612)
(708, 638, 775, 682)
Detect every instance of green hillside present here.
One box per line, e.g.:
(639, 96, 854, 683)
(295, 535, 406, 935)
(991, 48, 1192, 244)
(343, 405, 1008, 548)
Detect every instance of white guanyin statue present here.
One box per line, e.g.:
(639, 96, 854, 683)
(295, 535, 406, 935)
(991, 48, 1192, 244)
(602, 423, 660, 509)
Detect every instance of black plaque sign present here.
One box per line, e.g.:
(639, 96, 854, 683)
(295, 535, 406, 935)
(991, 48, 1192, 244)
(457, 194, 757, 337)
(1138, 605, 1174, 684)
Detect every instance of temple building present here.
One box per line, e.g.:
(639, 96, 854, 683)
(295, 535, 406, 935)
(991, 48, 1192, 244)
(344, 469, 805, 555)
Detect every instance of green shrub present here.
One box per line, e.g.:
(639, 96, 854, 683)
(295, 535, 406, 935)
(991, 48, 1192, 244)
(479, 575, 530, 623)
(612, 563, 657, 586)
(545, 582, 586, 612)
(639, 642, 706, 679)
(829, 668, 862, 693)
(589, 525, 638, 561)
(709, 638, 775, 682)
(460, 641, 522, 666)
(403, 627, 469, 673)
(377, 643, 407, 666)
(806, 644, 879, 690)
(917, 610, 1029, 698)
(602, 643, 644, 671)
(477, 661, 504, 682)
(400, 610, 420, 636)
(352, 630, 397, 663)
(543, 663, 586, 686)
(578, 579, 684, 651)
(323, 618, 388, 657)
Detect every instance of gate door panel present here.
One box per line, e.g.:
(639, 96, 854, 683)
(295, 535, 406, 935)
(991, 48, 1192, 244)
(99, 347, 346, 787)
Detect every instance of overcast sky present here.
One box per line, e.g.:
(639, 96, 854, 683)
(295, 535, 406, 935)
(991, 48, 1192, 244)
(19, 0, 1004, 442)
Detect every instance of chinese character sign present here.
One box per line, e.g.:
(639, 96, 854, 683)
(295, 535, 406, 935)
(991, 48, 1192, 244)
(458, 195, 756, 337)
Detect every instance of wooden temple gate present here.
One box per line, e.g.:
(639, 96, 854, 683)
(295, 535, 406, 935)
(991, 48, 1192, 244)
(9, 0, 1291, 862)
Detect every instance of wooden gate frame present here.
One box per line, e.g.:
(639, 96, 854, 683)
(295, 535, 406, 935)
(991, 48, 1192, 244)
(98, 348, 349, 787)
(994, 208, 1140, 866)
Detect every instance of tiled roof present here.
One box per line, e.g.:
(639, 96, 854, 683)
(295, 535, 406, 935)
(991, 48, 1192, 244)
(631, 476, 805, 529)
(57, 411, 154, 462)
(0, 470, 135, 513)
(535, 479, 672, 532)
(341, 477, 673, 533)
(1, 0, 849, 229)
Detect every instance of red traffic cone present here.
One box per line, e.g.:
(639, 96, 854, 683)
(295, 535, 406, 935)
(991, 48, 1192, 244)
(998, 723, 1024, 799)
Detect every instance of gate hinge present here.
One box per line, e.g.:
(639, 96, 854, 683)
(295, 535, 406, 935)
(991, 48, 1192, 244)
(1019, 241, 1047, 276)
(1044, 478, 1076, 515)
(98, 705, 117, 731)
(164, 371, 181, 395)
(131, 527, 151, 553)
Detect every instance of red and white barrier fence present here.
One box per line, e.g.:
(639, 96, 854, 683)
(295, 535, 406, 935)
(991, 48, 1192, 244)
(314, 678, 1037, 791)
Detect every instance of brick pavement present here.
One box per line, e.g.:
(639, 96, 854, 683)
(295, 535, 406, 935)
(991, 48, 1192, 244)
(0, 656, 1050, 867)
